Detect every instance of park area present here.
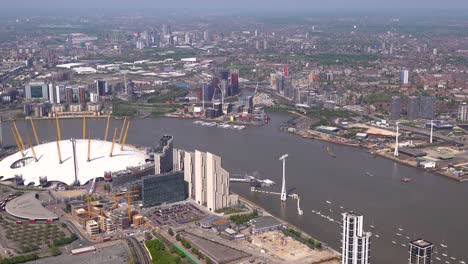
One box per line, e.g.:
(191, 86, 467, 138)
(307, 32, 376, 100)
(0, 215, 75, 257)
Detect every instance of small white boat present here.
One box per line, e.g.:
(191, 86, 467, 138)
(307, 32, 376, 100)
(441, 244, 448, 248)
(396, 233, 402, 236)
(375, 234, 380, 238)
(459, 261, 465, 264)
(401, 244, 406, 247)
(312, 210, 316, 213)
(339, 206, 344, 209)
(326, 200, 332, 204)
(392, 241, 396, 244)
(436, 257, 441, 261)
(398, 227, 404, 231)
(370, 225, 375, 229)
(406, 236, 410, 240)
(443, 253, 448, 257)
(451, 257, 457, 261)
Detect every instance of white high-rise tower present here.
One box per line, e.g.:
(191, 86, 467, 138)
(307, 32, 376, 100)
(394, 122, 399, 157)
(430, 120, 433, 144)
(279, 154, 288, 202)
(341, 212, 371, 264)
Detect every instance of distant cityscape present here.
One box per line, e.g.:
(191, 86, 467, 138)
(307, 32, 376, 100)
(0, 4, 467, 264)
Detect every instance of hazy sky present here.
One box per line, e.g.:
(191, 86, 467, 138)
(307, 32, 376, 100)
(3, 0, 468, 10)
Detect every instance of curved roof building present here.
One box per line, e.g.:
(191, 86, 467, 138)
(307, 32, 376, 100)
(5, 192, 58, 220)
(0, 139, 148, 186)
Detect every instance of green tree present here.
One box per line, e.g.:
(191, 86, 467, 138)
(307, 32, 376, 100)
(168, 228, 174, 236)
(50, 246, 61, 256)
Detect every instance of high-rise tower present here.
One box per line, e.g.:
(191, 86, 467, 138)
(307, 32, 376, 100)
(409, 239, 433, 264)
(341, 212, 371, 264)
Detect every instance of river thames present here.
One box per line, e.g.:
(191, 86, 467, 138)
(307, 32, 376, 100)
(3, 113, 468, 263)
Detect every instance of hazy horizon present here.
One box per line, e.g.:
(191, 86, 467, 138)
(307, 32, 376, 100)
(3, 0, 468, 10)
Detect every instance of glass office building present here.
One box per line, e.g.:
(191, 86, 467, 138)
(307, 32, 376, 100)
(142, 171, 187, 207)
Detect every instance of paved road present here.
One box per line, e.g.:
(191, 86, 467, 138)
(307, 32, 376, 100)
(125, 237, 151, 264)
(63, 220, 93, 246)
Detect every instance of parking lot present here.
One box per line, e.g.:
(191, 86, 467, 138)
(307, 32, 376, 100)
(146, 202, 206, 226)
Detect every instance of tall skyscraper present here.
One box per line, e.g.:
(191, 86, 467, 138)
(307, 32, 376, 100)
(65, 87, 73, 105)
(408, 96, 420, 120)
(184, 32, 191, 45)
(457, 102, 468, 122)
(276, 72, 285, 94)
(409, 239, 433, 264)
(419, 96, 436, 120)
(154, 135, 174, 175)
(390, 96, 401, 120)
(341, 212, 371, 264)
(401, 69, 409, 85)
(55, 85, 65, 104)
(181, 150, 238, 212)
(230, 69, 239, 95)
(48, 83, 55, 104)
(162, 24, 171, 37)
(203, 30, 210, 42)
(96, 80, 107, 96)
(78, 87, 86, 106)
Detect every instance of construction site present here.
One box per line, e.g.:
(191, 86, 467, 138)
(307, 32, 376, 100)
(0, 114, 155, 240)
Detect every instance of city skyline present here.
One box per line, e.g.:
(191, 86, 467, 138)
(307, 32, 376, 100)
(0, 2, 466, 263)
(2, 0, 468, 12)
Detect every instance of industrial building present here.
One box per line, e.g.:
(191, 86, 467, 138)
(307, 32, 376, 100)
(251, 216, 282, 234)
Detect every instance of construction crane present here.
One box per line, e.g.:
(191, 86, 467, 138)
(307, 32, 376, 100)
(10, 128, 24, 157)
(87, 131, 91, 162)
(82, 113, 87, 139)
(109, 128, 118, 157)
(12, 121, 25, 151)
(118, 117, 127, 144)
(104, 113, 111, 141)
(120, 121, 131, 151)
(56, 136, 62, 164)
(112, 190, 139, 208)
(26, 134, 38, 162)
(55, 115, 62, 141)
(28, 117, 40, 145)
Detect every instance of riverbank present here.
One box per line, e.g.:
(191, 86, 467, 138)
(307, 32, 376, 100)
(234, 193, 341, 259)
(286, 127, 468, 183)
